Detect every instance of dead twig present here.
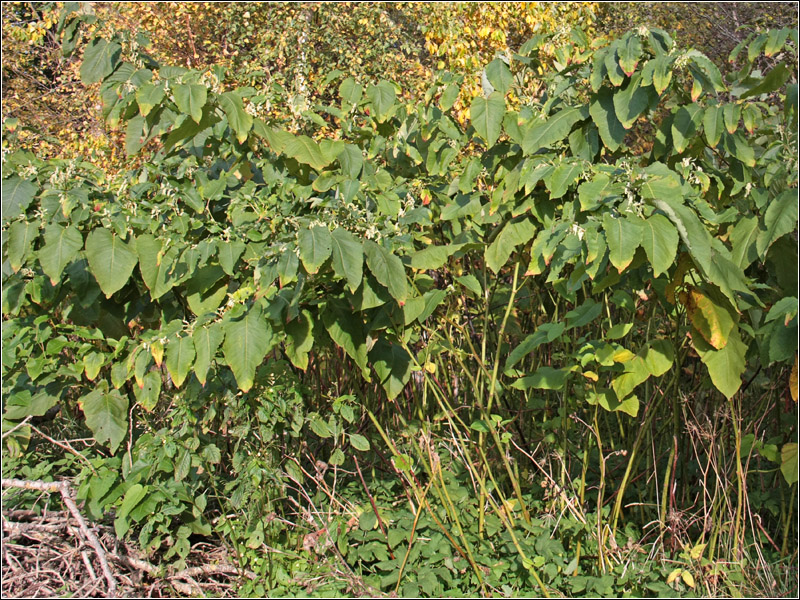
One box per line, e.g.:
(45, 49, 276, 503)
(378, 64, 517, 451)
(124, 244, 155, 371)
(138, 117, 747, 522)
(1, 478, 117, 596)
(1, 416, 31, 439)
(29, 424, 98, 475)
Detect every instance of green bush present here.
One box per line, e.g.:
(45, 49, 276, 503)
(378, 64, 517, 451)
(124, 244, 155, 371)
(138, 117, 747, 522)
(2, 8, 797, 596)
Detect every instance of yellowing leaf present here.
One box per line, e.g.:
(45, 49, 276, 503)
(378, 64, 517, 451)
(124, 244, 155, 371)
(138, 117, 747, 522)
(682, 287, 735, 350)
(666, 568, 682, 585)
(791, 355, 798, 402)
(612, 348, 636, 363)
(681, 570, 695, 588)
(688, 542, 707, 561)
(150, 339, 164, 367)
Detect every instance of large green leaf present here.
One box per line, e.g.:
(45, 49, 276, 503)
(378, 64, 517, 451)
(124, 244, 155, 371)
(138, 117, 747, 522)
(319, 139, 345, 165)
(218, 240, 246, 275)
(79, 382, 128, 454)
(173, 83, 207, 123)
(694, 326, 748, 399)
(765, 29, 791, 57)
(723, 103, 741, 134)
(612, 340, 673, 400)
(485, 58, 513, 94)
(413, 289, 447, 324)
(166, 335, 195, 388)
(125, 115, 146, 156)
(3, 389, 59, 421)
(612, 358, 650, 401)
(135, 82, 165, 117)
(729, 216, 761, 269)
(603, 213, 642, 273)
(2, 176, 38, 219)
(640, 214, 679, 277)
(544, 161, 583, 199)
(370, 339, 412, 399)
(116, 484, 147, 526)
(643, 339, 674, 376)
(702, 105, 724, 147)
(686, 50, 726, 92)
(410, 243, 466, 271)
(705, 249, 752, 310)
(640, 162, 682, 198)
(136, 234, 184, 299)
(604, 43, 626, 86)
(185, 265, 228, 316)
(283, 135, 332, 170)
(366, 81, 397, 122)
(278, 248, 299, 286)
(565, 299, 603, 330)
(768, 319, 797, 364)
(522, 108, 582, 155)
(578, 173, 623, 212)
(285, 311, 314, 370)
(589, 87, 626, 151)
(85, 229, 139, 298)
(218, 92, 253, 143)
(339, 77, 363, 108)
(722, 131, 755, 167)
(338, 144, 363, 178)
(641, 165, 713, 276)
(505, 322, 565, 372)
(39, 224, 83, 285)
(330, 228, 363, 292)
(323, 303, 369, 379)
(253, 121, 293, 153)
(781, 443, 798, 485)
(613, 74, 651, 129)
(590, 47, 610, 91)
(757, 189, 798, 257)
(80, 38, 122, 84)
(298, 226, 332, 274)
(739, 62, 790, 99)
(440, 83, 460, 112)
(485, 218, 536, 274)
(470, 91, 505, 147)
(6, 221, 36, 272)
(671, 104, 704, 153)
(163, 106, 218, 154)
(652, 54, 673, 95)
(364, 241, 407, 303)
(132, 370, 161, 412)
(222, 305, 274, 392)
(587, 388, 640, 417)
(512, 367, 571, 391)
(192, 321, 224, 386)
(351, 272, 390, 310)
(83, 352, 105, 380)
(619, 34, 642, 75)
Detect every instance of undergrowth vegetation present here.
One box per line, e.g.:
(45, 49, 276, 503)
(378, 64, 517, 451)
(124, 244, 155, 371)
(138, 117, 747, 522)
(2, 3, 798, 597)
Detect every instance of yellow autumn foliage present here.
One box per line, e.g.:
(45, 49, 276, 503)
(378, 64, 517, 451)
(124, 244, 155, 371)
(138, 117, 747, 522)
(3, 2, 598, 173)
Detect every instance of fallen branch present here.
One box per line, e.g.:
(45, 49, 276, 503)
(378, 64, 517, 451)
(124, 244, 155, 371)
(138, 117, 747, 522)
(29, 424, 97, 475)
(1, 416, 31, 439)
(1, 478, 117, 597)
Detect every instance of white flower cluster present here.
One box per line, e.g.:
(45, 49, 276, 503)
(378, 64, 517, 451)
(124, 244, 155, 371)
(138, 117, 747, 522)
(18, 163, 38, 179)
(200, 71, 224, 95)
(48, 163, 77, 188)
(673, 52, 690, 70)
(244, 101, 260, 118)
(680, 156, 707, 189)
